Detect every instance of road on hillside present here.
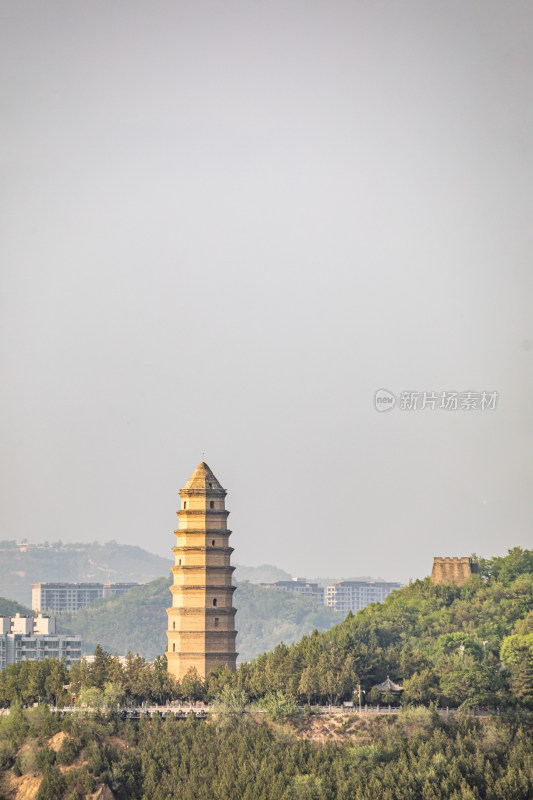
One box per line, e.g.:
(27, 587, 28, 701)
(0, 704, 494, 718)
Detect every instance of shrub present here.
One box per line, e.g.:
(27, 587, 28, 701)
(57, 736, 82, 766)
(260, 691, 297, 722)
(36, 764, 66, 800)
(397, 706, 438, 739)
(19, 746, 40, 775)
(36, 746, 56, 770)
(0, 739, 15, 769)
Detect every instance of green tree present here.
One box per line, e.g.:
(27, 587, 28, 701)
(68, 658, 91, 699)
(440, 663, 501, 708)
(402, 669, 439, 704)
(44, 659, 69, 707)
(150, 654, 172, 704)
(107, 654, 126, 688)
(0, 663, 22, 707)
(317, 653, 344, 705)
(180, 669, 205, 702)
(90, 645, 112, 689)
(260, 690, 296, 722)
(124, 653, 151, 702)
(437, 633, 483, 661)
(211, 685, 249, 717)
(36, 764, 66, 800)
(205, 663, 236, 700)
(76, 686, 105, 711)
(24, 661, 47, 705)
(481, 547, 533, 583)
(501, 632, 533, 669)
(368, 687, 381, 706)
(283, 775, 327, 800)
(508, 644, 533, 708)
(103, 682, 125, 711)
(298, 665, 319, 705)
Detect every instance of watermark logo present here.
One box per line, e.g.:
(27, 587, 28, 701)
(374, 390, 498, 412)
(374, 389, 397, 412)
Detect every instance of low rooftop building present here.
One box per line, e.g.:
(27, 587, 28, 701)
(0, 614, 82, 671)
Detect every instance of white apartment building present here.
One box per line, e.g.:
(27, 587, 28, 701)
(32, 582, 103, 613)
(0, 614, 82, 671)
(32, 581, 144, 613)
(324, 581, 402, 614)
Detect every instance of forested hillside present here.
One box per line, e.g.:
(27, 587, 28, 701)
(0, 549, 531, 800)
(0, 598, 32, 618)
(6, 548, 531, 713)
(56, 578, 338, 662)
(6, 548, 532, 709)
(0, 704, 531, 800)
(229, 547, 533, 708)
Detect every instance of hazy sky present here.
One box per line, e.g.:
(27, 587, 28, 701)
(1, 1, 532, 584)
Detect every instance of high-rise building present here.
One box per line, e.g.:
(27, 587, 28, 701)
(32, 581, 144, 613)
(0, 614, 82, 671)
(167, 462, 237, 680)
(324, 580, 402, 614)
(32, 582, 103, 613)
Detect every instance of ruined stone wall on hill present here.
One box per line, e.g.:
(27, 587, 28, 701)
(430, 557, 479, 586)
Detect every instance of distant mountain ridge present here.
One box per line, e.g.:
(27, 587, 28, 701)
(233, 563, 292, 583)
(0, 540, 172, 606)
(0, 540, 389, 608)
(0, 542, 389, 662)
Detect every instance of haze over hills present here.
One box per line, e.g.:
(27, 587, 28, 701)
(0, 540, 172, 606)
(0, 540, 388, 607)
(233, 564, 291, 583)
(0, 543, 341, 660)
(0, 540, 393, 660)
